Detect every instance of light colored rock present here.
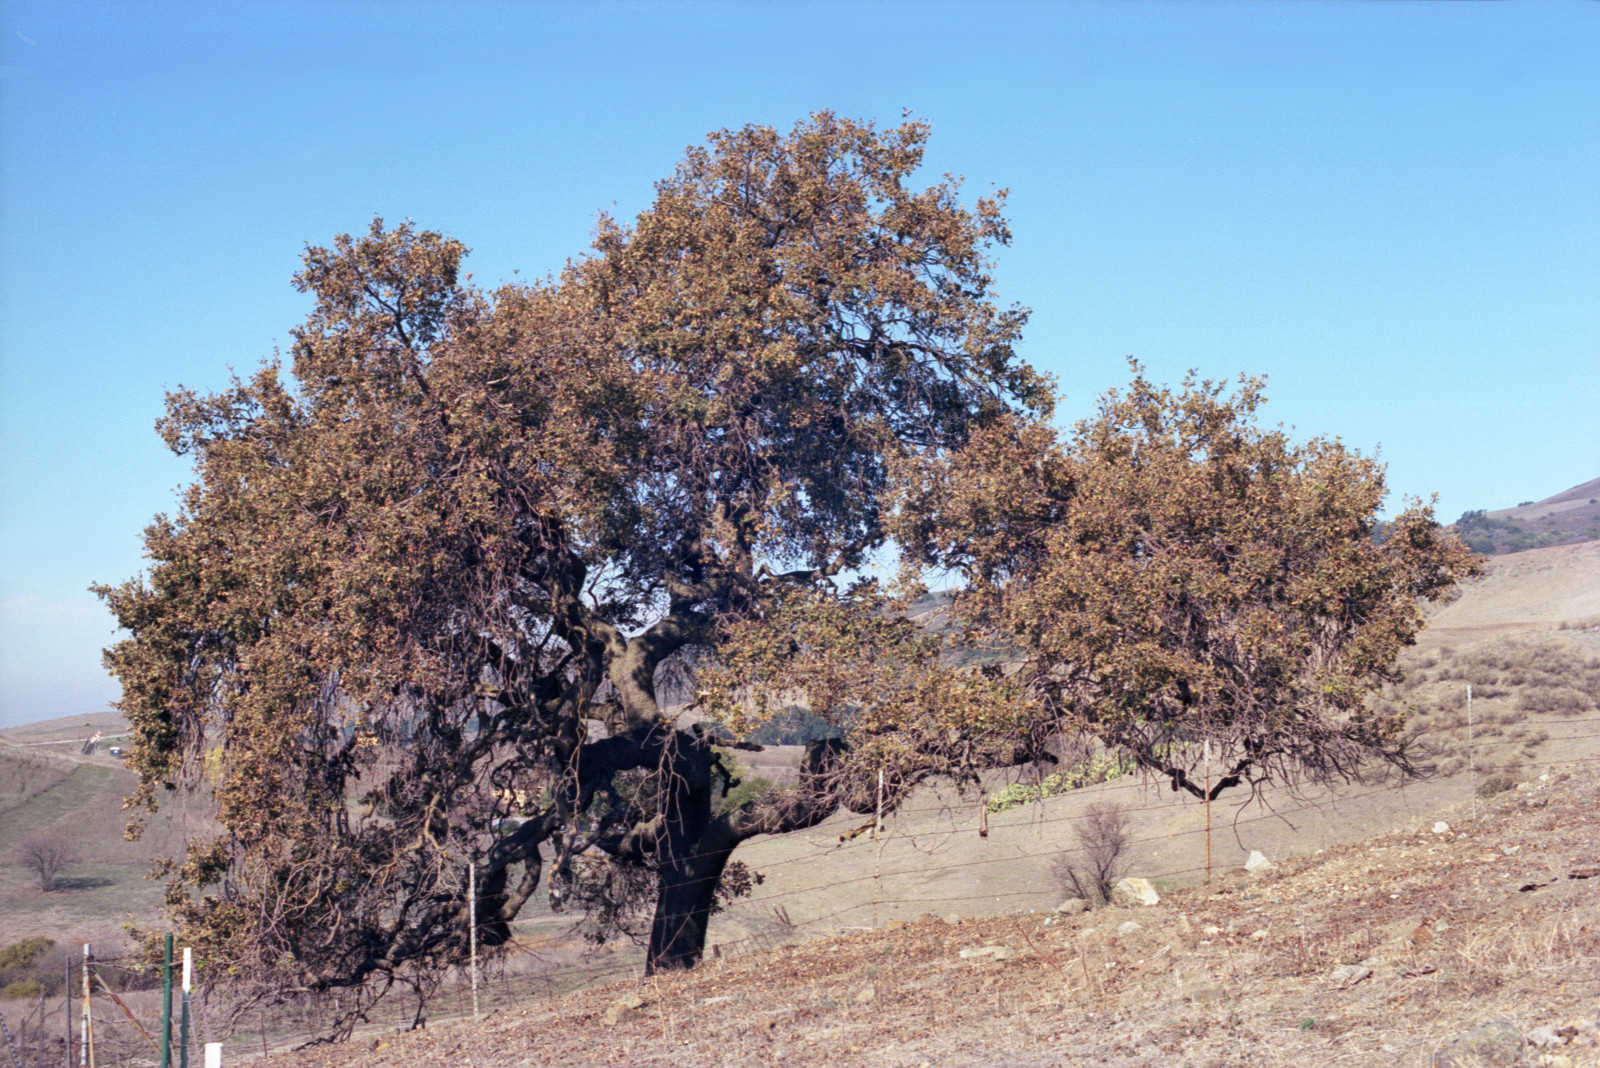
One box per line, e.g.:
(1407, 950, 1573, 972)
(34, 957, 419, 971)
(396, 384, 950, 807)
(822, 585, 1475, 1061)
(1329, 964, 1372, 987)
(602, 993, 647, 1025)
(1537, 1055, 1573, 1068)
(1527, 1026, 1564, 1048)
(1432, 1020, 1523, 1067)
(1245, 850, 1272, 873)
(942, 913, 963, 926)
(958, 944, 1016, 961)
(1111, 877, 1161, 907)
(1117, 921, 1143, 936)
(1433, 821, 1451, 835)
(1202, 924, 1223, 936)
(1054, 897, 1090, 916)
(1249, 929, 1269, 941)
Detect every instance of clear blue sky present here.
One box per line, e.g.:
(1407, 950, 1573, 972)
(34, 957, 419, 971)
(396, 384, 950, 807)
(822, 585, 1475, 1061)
(2, 2, 1596, 728)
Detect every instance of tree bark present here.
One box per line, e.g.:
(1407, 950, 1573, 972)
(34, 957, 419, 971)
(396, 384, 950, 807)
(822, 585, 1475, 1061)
(643, 728, 719, 973)
(646, 827, 738, 972)
(644, 736, 845, 973)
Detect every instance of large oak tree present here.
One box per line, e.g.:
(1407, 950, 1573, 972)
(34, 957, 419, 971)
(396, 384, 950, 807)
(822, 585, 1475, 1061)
(98, 114, 1475, 1038)
(97, 114, 1049, 1032)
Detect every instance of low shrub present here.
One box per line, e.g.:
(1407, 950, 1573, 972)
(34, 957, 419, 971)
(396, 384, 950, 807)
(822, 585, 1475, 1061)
(1476, 773, 1516, 798)
(986, 751, 1135, 814)
(712, 748, 775, 815)
(1050, 801, 1131, 904)
(0, 938, 52, 970)
(1517, 686, 1592, 716)
(0, 937, 65, 996)
(1, 979, 42, 1000)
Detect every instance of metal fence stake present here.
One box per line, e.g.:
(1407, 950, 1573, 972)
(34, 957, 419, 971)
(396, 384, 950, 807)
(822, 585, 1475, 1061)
(180, 949, 192, 1068)
(161, 935, 173, 1068)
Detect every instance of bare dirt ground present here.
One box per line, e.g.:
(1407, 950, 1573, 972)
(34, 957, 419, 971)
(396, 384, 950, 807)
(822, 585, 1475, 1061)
(274, 765, 1600, 1068)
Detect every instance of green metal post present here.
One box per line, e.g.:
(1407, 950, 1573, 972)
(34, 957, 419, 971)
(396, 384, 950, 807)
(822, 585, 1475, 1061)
(160, 935, 173, 1068)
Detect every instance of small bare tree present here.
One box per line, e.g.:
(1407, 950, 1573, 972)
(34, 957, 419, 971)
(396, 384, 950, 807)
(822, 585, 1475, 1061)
(16, 833, 78, 891)
(1050, 801, 1131, 904)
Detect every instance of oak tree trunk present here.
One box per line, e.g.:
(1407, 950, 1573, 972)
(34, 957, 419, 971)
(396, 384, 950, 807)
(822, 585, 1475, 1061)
(646, 830, 737, 973)
(641, 728, 725, 974)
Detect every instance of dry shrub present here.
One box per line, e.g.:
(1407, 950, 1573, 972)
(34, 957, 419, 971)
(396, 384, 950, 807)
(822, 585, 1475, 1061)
(1517, 685, 1593, 716)
(13, 833, 77, 891)
(1049, 801, 1131, 903)
(0, 937, 65, 997)
(1475, 773, 1516, 798)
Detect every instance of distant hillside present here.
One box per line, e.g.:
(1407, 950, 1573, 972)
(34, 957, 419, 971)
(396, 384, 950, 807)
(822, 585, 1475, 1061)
(1451, 475, 1600, 554)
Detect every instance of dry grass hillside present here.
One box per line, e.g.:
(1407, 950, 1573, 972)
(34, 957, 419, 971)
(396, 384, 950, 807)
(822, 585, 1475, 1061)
(0, 711, 190, 950)
(244, 534, 1600, 1065)
(2, 532, 1598, 1066)
(1453, 476, 1600, 556)
(277, 767, 1600, 1067)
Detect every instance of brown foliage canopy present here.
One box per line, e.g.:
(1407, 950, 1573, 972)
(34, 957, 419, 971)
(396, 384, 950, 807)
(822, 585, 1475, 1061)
(94, 113, 1047, 1033)
(891, 369, 1480, 802)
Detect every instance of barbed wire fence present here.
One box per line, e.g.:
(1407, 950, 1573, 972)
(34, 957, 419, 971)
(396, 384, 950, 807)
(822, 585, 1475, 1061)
(248, 724, 1600, 1051)
(8, 714, 1596, 1063)
(509, 736, 1600, 1000)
